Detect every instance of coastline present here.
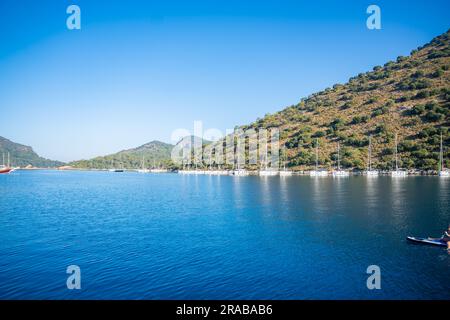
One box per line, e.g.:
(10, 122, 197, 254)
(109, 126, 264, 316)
(13, 167, 449, 176)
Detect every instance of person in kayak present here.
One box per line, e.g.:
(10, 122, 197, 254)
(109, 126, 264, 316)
(442, 226, 450, 251)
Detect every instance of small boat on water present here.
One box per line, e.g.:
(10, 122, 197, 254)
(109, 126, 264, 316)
(233, 150, 249, 176)
(310, 139, 329, 176)
(406, 236, 447, 247)
(137, 156, 150, 173)
(206, 163, 230, 175)
(279, 170, 293, 176)
(148, 160, 168, 173)
(279, 146, 293, 176)
(438, 133, 449, 177)
(233, 169, 249, 176)
(259, 140, 278, 176)
(438, 170, 450, 177)
(310, 170, 329, 176)
(0, 152, 13, 174)
(178, 162, 207, 174)
(333, 170, 350, 177)
(391, 170, 407, 177)
(151, 168, 168, 173)
(391, 134, 408, 177)
(332, 142, 349, 177)
(109, 155, 125, 172)
(259, 170, 278, 176)
(365, 135, 379, 176)
(0, 167, 13, 174)
(208, 169, 230, 175)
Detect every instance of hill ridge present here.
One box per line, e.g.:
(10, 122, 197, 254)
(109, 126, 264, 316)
(228, 29, 450, 171)
(0, 136, 64, 167)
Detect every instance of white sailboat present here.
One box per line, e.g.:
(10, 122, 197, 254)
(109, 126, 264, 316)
(108, 158, 123, 172)
(366, 135, 379, 176)
(114, 154, 125, 172)
(207, 149, 214, 174)
(152, 168, 168, 173)
(233, 154, 249, 176)
(178, 159, 196, 174)
(332, 141, 349, 177)
(279, 146, 293, 176)
(207, 149, 221, 175)
(310, 139, 328, 176)
(233, 169, 249, 176)
(259, 142, 278, 176)
(233, 166, 249, 176)
(206, 154, 229, 174)
(0, 152, 13, 174)
(212, 164, 230, 175)
(391, 133, 407, 177)
(151, 161, 168, 173)
(438, 132, 449, 177)
(192, 162, 205, 174)
(137, 155, 150, 173)
(178, 159, 189, 174)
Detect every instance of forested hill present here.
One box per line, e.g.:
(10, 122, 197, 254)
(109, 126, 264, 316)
(236, 29, 450, 171)
(69, 140, 174, 169)
(0, 136, 64, 168)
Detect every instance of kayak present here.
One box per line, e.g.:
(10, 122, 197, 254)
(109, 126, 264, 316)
(406, 236, 448, 247)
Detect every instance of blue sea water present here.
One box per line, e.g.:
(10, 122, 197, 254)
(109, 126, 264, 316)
(0, 170, 449, 300)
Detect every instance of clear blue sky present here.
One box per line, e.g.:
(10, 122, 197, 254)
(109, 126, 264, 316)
(0, 0, 449, 162)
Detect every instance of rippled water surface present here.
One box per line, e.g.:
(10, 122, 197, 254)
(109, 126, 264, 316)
(0, 170, 449, 299)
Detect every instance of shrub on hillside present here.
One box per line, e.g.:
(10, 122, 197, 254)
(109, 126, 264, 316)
(350, 116, 368, 125)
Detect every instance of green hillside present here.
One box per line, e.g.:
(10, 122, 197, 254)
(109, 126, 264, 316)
(72, 30, 450, 172)
(70, 136, 213, 169)
(0, 136, 64, 168)
(69, 140, 174, 169)
(224, 29, 450, 171)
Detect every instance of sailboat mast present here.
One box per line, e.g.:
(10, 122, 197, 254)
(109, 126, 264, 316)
(337, 142, 340, 170)
(395, 133, 398, 171)
(440, 132, 444, 171)
(369, 135, 372, 171)
(315, 139, 318, 171)
(2, 153, 4, 167)
(7, 152, 10, 168)
(209, 149, 212, 169)
(265, 141, 268, 170)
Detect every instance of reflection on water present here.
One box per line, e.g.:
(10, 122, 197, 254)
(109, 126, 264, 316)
(438, 177, 450, 220)
(332, 176, 346, 211)
(365, 176, 379, 215)
(259, 176, 273, 212)
(0, 171, 449, 299)
(391, 177, 408, 225)
(231, 175, 244, 210)
(310, 177, 330, 215)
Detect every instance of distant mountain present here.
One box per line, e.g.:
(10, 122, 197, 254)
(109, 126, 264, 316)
(69, 140, 174, 169)
(0, 136, 64, 168)
(206, 29, 450, 171)
(69, 135, 216, 169)
(175, 135, 211, 147)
